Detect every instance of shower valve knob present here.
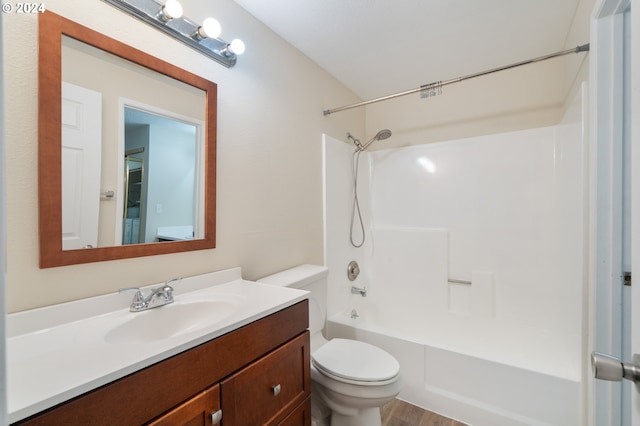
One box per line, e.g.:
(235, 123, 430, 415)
(347, 261, 360, 281)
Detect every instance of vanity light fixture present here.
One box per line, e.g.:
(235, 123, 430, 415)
(193, 17, 222, 40)
(225, 39, 246, 56)
(102, 0, 244, 67)
(157, 0, 182, 22)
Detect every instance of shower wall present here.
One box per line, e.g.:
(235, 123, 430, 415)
(367, 125, 585, 338)
(322, 83, 587, 389)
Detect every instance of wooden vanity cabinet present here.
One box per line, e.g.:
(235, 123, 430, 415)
(148, 385, 221, 426)
(14, 300, 310, 426)
(221, 332, 309, 425)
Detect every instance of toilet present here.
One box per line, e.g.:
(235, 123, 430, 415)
(258, 264, 401, 426)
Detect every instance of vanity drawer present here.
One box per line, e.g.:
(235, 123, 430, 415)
(221, 331, 310, 425)
(147, 385, 220, 426)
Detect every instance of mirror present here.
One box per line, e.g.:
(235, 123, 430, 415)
(39, 11, 217, 268)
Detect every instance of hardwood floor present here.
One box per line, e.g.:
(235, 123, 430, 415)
(381, 399, 467, 426)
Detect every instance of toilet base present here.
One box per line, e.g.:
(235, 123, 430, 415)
(311, 399, 382, 426)
(311, 368, 399, 426)
(330, 407, 381, 426)
(311, 391, 331, 426)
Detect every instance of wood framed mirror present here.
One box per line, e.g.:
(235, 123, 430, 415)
(39, 11, 217, 268)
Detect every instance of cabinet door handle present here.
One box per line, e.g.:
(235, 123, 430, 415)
(210, 409, 222, 424)
(271, 384, 281, 396)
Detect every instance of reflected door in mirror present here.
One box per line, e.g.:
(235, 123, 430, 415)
(61, 82, 102, 250)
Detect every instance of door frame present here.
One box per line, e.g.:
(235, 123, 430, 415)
(629, 0, 640, 423)
(0, 9, 7, 426)
(589, 0, 632, 424)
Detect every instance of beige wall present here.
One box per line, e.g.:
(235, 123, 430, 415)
(3, 0, 592, 312)
(364, 0, 594, 146)
(3, 0, 363, 312)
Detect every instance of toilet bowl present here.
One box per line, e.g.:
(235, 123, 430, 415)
(258, 265, 401, 426)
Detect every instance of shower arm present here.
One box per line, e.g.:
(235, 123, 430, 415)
(359, 136, 380, 151)
(347, 132, 363, 150)
(323, 44, 590, 116)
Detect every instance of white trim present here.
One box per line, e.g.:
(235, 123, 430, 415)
(0, 9, 7, 426)
(629, 0, 640, 423)
(592, 0, 630, 18)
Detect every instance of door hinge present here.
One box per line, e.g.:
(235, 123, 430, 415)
(624, 271, 632, 286)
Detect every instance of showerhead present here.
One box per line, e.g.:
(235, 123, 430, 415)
(360, 128, 392, 151)
(375, 129, 392, 141)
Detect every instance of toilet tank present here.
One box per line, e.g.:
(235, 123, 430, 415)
(257, 264, 328, 336)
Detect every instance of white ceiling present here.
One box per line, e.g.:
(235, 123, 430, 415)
(233, 0, 582, 100)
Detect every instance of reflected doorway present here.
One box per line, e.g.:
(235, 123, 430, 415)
(123, 154, 144, 245)
(119, 104, 202, 245)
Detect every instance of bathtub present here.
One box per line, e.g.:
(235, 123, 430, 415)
(327, 307, 582, 426)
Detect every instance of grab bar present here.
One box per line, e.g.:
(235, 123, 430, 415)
(448, 278, 472, 285)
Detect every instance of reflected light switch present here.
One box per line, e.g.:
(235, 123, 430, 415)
(156, 203, 163, 214)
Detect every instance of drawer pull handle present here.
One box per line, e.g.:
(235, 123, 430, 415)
(210, 409, 222, 424)
(272, 384, 281, 396)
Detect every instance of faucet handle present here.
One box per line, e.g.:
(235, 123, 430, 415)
(163, 278, 181, 296)
(119, 287, 144, 304)
(165, 277, 182, 286)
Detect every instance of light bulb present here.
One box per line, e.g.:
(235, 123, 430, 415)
(229, 39, 245, 55)
(195, 17, 221, 39)
(160, 0, 183, 21)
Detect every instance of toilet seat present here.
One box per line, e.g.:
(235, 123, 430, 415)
(312, 338, 400, 386)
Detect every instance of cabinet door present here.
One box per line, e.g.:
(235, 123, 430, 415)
(278, 397, 311, 426)
(147, 385, 221, 426)
(221, 332, 310, 425)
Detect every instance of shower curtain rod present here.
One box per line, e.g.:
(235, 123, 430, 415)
(323, 43, 590, 116)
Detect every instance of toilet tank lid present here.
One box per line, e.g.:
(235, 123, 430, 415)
(257, 264, 328, 289)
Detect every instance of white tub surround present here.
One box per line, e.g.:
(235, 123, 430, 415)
(7, 267, 308, 423)
(322, 86, 587, 425)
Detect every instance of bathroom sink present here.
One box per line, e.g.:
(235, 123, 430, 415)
(8, 268, 311, 424)
(105, 296, 242, 344)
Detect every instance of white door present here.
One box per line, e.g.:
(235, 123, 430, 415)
(61, 82, 102, 250)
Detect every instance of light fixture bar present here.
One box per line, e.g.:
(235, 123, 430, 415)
(102, 0, 238, 67)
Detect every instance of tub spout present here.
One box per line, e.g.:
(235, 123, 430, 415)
(351, 309, 359, 319)
(351, 286, 367, 297)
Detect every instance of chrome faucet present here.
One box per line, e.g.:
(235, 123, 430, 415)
(120, 278, 181, 312)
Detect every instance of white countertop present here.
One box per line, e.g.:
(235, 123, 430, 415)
(7, 267, 308, 423)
